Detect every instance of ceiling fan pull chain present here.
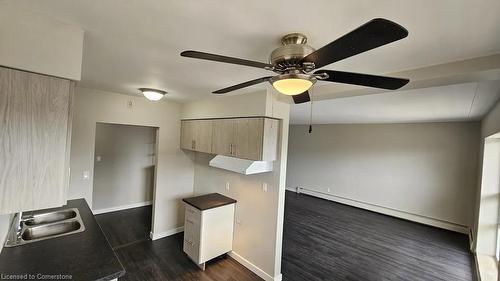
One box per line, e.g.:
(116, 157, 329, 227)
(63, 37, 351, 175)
(309, 90, 313, 134)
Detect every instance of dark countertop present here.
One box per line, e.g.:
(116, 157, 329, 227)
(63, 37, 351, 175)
(0, 199, 125, 281)
(183, 193, 237, 211)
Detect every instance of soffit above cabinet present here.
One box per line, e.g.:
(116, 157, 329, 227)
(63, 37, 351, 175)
(0, 9, 84, 80)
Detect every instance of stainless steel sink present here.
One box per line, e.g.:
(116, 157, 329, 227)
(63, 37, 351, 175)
(23, 209, 77, 226)
(22, 220, 82, 241)
(4, 208, 85, 247)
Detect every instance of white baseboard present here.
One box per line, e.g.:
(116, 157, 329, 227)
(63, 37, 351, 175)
(150, 226, 184, 241)
(92, 201, 152, 215)
(288, 187, 469, 234)
(228, 251, 282, 281)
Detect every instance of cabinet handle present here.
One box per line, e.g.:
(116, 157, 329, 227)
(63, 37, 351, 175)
(186, 219, 194, 224)
(192, 140, 195, 149)
(229, 143, 232, 155)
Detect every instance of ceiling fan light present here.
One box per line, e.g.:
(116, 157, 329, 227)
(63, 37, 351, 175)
(272, 78, 313, 95)
(271, 73, 316, 96)
(139, 88, 166, 101)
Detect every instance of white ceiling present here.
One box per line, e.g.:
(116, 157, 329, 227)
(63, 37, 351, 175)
(290, 80, 500, 124)
(3, 0, 500, 102)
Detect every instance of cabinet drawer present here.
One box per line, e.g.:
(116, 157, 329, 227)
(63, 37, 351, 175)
(185, 204, 201, 224)
(183, 203, 202, 263)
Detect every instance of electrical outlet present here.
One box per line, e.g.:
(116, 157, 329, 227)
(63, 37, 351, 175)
(236, 219, 242, 226)
(96, 156, 102, 162)
(225, 182, 230, 190)
(127, 100, 133, 109)
(262, 182, 268, 192)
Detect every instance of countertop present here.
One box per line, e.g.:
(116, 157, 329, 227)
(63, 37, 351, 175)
(183, 193, 237, 211)
(0, 199, 125, 281)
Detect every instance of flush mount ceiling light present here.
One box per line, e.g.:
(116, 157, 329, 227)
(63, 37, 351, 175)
(270, 73, 316, 96)
(139, 88, 167, 101)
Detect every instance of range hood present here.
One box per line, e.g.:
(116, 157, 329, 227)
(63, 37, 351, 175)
(209, 155, 273, 175)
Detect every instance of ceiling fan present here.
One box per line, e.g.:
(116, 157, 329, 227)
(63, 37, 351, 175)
(180, 18, 410, 104)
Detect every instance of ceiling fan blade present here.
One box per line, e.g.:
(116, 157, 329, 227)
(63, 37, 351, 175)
(213, 77, 273, 94)
(292, 91, 311, 104)
(315, 70, 409, 90)
(301, 18, 408, 69)
(181, 50, 272, 70)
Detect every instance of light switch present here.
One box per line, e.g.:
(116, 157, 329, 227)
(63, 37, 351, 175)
(83, 170, 90, 180)
(225, 182, 230, 190)
(96, 156, 102, 162)
(262, 182, 268, 192)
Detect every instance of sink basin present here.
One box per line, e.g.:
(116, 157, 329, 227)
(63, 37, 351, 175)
(4, 208, 85, 247)
(22, 220, 82, 241)
(24, 209, 77, 226)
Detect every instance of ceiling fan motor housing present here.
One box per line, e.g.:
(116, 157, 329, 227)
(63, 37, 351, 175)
(270, 33, 315, 71)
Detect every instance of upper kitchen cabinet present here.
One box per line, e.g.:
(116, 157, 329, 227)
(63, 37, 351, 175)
(180, 119, 213, 154)
(0, 67, 74, 214)
(212, 119, 236, 157)
(182, 117, 279, 161)
(233, 118, 272, 160)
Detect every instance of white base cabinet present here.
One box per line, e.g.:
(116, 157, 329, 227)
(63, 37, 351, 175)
(183, 202, 235, 269)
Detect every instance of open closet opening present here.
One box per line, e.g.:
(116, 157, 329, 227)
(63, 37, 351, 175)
(92, 122, 158, 248)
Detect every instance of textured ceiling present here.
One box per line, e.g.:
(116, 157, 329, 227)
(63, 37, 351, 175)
(290, 80, 500, 124)
(3, 0, 500, 102)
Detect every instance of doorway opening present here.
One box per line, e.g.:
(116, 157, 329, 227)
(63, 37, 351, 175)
(91, 122, 158, 248)
(477, 132, 500, 281)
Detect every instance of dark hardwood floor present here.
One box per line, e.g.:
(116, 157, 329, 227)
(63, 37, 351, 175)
(95, 193, 476, 281)
(95, 205, 152, 249)
(282, 191, 477, 281)
(95, 205, 261, 281)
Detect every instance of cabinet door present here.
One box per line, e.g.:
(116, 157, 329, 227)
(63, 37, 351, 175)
(261, 118, 279, 161)
(0, 67, 72, 214)
(193, 120, 213, 154)
(180, 120, 195, 150)
(234, 118, 264, 160)
(199, 204, 235, 263)
(212, 119, 235, 157)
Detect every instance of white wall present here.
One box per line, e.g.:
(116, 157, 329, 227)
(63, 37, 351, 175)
(287, 122, 480, 230)
(182, 92, 268, 118)
(482, 98, 500, 139)
(182, 90, 289, 281)
(472, 98, 500, 250)
(92, 123, 156, 211)
(69, 87, 194, 236)
(0, 7, 83, 80)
